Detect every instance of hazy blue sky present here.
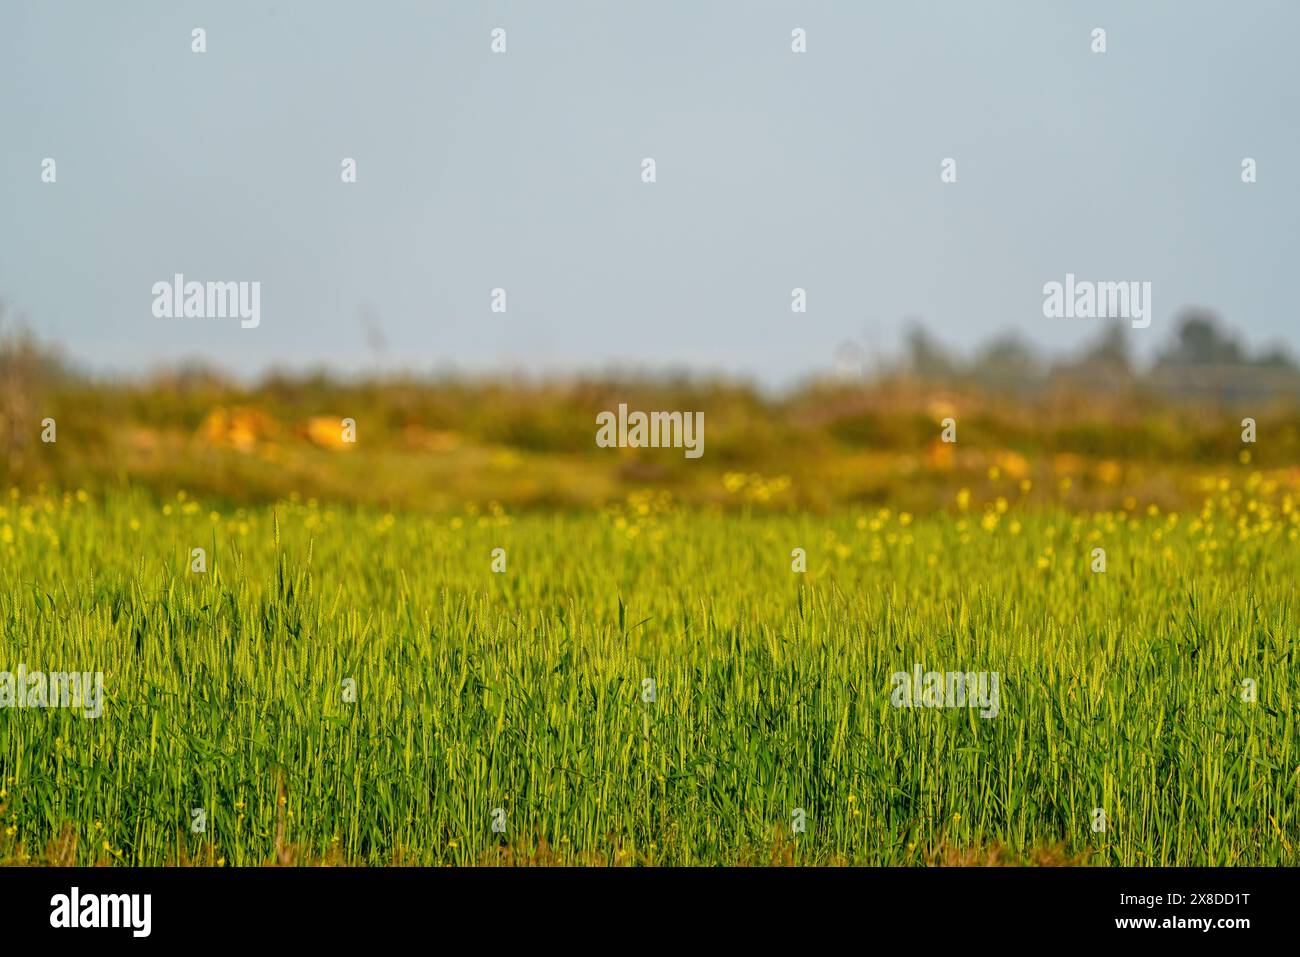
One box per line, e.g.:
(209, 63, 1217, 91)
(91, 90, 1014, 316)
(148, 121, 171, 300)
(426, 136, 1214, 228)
(3, 1, 1297, 386)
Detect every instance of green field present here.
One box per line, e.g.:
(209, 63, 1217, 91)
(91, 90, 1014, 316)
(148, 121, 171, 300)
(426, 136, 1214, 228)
(0, 482, 1295, 866)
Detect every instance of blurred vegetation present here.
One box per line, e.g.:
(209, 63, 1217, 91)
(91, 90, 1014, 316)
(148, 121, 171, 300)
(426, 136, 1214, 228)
(2, 308, 1298, 514)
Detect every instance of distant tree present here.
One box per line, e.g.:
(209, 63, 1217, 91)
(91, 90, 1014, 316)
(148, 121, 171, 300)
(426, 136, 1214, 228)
(1081, 322, 1132, 372)
(972, 333, 1041, 387)
(1046, 321, 1134, 394)
(1156, 311, 1243, 366)
(1253, 344, 1297, 371)
(904, 321, 958, 380)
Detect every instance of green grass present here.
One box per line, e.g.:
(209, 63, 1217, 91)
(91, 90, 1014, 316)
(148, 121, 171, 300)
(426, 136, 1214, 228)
(0, 486, 1296, 865)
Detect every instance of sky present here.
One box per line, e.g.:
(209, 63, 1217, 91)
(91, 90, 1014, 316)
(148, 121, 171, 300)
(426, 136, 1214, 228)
(2, 1, 1298, 387)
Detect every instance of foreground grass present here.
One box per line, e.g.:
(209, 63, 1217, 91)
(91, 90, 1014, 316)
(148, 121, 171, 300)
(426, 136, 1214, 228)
(0, 483, 1296, 865)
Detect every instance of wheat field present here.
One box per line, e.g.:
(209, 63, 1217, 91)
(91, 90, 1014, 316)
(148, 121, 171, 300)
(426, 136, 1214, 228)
(0, 479, 1295, 866)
